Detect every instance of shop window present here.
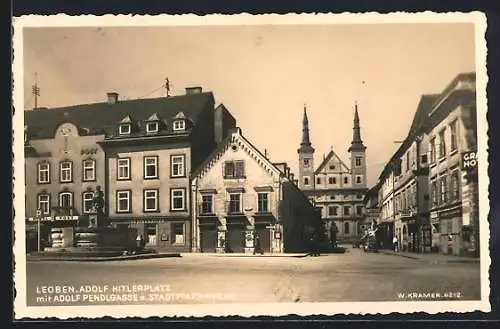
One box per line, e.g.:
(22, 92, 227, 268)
(145, 224, 157, 246)
(171, 223, 185, 245)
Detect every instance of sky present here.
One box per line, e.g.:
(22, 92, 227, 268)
(22, 23, 476, 187)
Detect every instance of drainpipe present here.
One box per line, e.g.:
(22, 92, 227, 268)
(191, 178, 198, 253)
(415, 135, 422, 253)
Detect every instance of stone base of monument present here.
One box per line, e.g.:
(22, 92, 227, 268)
(34, 226, 151, 258)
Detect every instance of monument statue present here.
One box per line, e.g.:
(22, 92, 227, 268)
(89, 186, 105, 228)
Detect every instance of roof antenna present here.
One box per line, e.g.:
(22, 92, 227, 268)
(32, 72, 40, 109)
(165, 77, 171, 97)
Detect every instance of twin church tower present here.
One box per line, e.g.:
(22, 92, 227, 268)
(297, 103, 368, 242)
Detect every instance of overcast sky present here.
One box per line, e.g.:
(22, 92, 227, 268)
(22, 23, 476, 187)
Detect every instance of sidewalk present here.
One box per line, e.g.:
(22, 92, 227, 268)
(377, 249, 480, 264)
(181, 252, 309, 258)
(26, 252, 181, 262)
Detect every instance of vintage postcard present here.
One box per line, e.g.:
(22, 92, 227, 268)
(12, 12, 490, 319)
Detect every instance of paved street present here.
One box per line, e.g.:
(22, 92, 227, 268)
(25, 246, 481, 306)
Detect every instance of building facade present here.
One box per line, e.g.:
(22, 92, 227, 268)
(297, 105, 368, 244)
(425, 73, 477, 256)
(191, 128, 321, 254)
(24, 87, 236, 253)
(371, 72, 478, 256)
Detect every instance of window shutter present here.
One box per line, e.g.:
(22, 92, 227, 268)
(222, 162, 226, 178)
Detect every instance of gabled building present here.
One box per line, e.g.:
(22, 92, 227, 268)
(24, 87, 236, 253)
(191, 128, 321, 254)
(297, 105, 369, 244)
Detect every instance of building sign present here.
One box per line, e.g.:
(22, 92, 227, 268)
(27, 216, 79, 222)
(439, 207, 462, 219)
(461, 151, 477, 171)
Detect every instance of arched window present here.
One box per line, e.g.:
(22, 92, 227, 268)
(59, 192, 73, 209)
(344, 222, 350, 234)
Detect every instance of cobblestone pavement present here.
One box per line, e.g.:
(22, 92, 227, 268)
(25, 246, 481, 306)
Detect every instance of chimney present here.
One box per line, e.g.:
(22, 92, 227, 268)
(107, 92, 119, 105)
(185, 87, 202, 95)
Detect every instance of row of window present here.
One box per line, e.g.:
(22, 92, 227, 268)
(118, 119, 186, 136)
(36, 155, 187, 184)
(200, 192, 270, 215)
(303, 157, 363, 170)
(116, 155, 185, 181)
(324, 194, 364, 201)
(304, 175, 363, 186)
(326, 205, 364, 217)
(429, 119, 459, 164)
(430, 169, 461, 207)
(36, 188, 188, 215)
(37, 191, 95, 215)
(37, 159, 96, 184)
(394, 184, 418, 213)
(116, 189, 186, 213)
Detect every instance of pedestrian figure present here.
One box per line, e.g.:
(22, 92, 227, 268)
(393, 236, 398, 252)
(219, 235, 225, 253)
(310, 233, 320, 257)
(253, 233, 264, 255)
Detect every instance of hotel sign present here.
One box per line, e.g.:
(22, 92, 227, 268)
(461, 151, 477, 171)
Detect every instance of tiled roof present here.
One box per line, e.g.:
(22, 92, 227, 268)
(25, 92, 215, 139)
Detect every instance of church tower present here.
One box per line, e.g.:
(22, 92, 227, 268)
(297, 105, 315, 190)
(348, 102, 367, 188)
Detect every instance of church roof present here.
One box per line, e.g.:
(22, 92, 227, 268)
(314, 149, 351, 174)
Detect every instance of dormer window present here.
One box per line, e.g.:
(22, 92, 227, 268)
(119, 124, 131, 135)
(173, 120, 185, 131)
(146, 122, 158, 134)
(145, 113, 161, 134)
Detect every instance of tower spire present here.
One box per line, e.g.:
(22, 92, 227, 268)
(348, 101, 366, 152)
(298, 104, 315, 154)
